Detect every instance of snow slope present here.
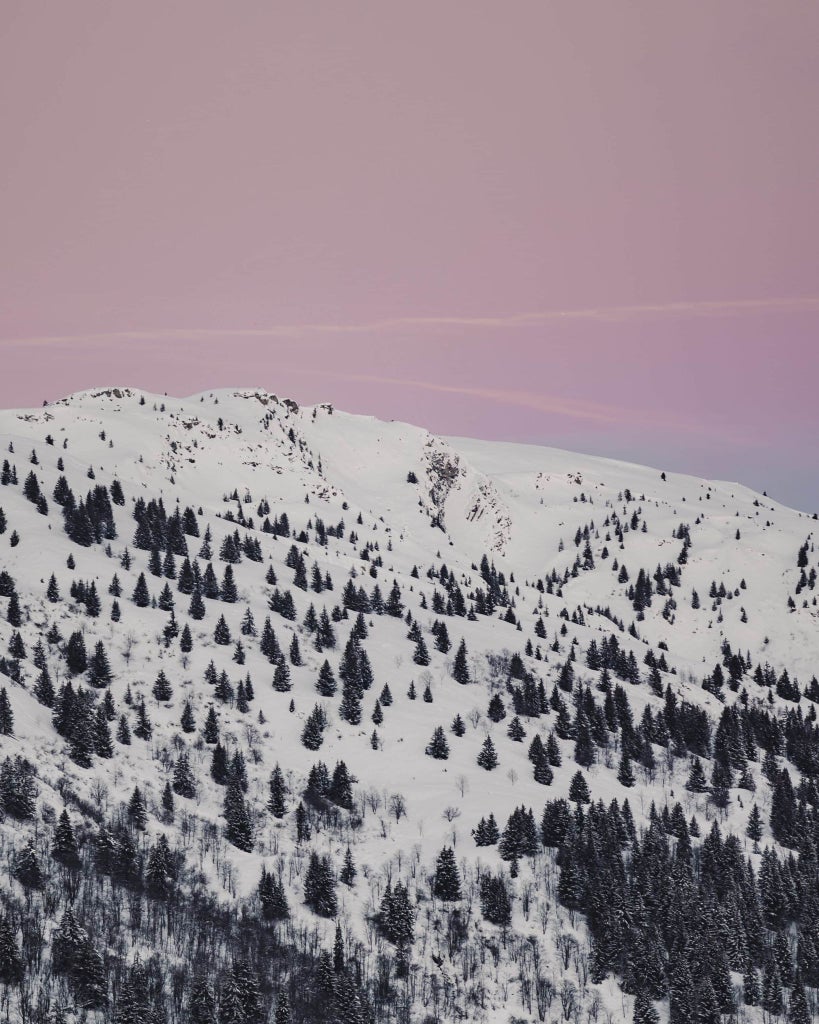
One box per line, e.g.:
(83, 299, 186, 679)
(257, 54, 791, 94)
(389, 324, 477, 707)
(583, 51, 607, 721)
(0, 386, 816, 1023)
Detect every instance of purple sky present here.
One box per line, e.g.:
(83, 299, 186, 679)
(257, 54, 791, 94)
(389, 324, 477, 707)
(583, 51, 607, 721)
(1, 2, 817, 509)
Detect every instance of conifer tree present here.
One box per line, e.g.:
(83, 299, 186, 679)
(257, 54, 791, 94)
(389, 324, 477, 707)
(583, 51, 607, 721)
(131, 572, 150, 607)
(685, 757, 709, 793)
(128, 786, 148, 831)
(426, 725, 450, 760)
(224, 779, 253, 851)
(316, 659, 337, 696)
(152, 669, 172, 701)
(304, 852, 338, 917)
(52, 809, 81, 867)
(568, 770, 591, 805)
(617, 749, 636, 787)
(0, 688, 12, 736)
(340, 845, 357, 887)
(116, 714, 131, 745)
(268, 763, 287, 817)
(477, 735, 498, 770)
(13, 837, 42, 889)
(452, 639, 471, 684)
(172, 753, 196, 798)
(301, 704, 326, 750)
(747, 803, 763, 845)
(433, 847, 462, 900)
(0, 914, 22, 985)
(181, 699, 196, 732)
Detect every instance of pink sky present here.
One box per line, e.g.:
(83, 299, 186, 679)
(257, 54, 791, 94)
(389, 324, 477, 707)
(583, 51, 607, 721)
(1, 2, 817, 508)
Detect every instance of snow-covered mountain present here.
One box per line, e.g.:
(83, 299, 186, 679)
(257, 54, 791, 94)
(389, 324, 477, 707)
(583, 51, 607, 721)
(0, 386, 817, 1024)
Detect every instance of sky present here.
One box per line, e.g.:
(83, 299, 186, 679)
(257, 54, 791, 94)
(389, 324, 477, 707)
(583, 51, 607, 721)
(1, 2, 817, 510)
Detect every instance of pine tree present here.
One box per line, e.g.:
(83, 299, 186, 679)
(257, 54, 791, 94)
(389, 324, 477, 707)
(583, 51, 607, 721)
(685, 757, 709, 793)
(413, 635, 430, 665)
(214, 613, 232, 645)
(339, 680, 362, 724)
(433, 846, 462, 900)
(204, 704, 219, 743)
(13, 838, 42, 889)
(173, 753, 196, 798)
(340, 845, 357, 887)
(152, 669, 172, 701)
(268, 763, 287, 817)
(304, 852, 338, 917)
(116, 714, 131, 745)
(189, 975, 216, 1024)
(273, 658, 292, 692)
(617, 749, 636, 787)
(274, 992, 290, 1024)
(426, 725, 450, 760)
(181, 699, 196, 732)
(132, 572, 150, 606)
(479, 875, 512, 926)
(210, 742, 229, 784)
(747, 803, 763, 845)
(762, 959, 783, 1017)
(0, 688, 12, 735)
(93, 704, 114, 757)
(133, 697, 152, 740)
(34, 664, 55, 707)
(317, 659, 337, 696)
(488, 693, 506, 722)
(569, 770, 591, 805)
(633, 990, 660, 1024)
(52, 809, 81, 867)
(128, 786, 148, 830)
(788, 972, 810, 1024)
(477, 735, 498, 770)
(0, 914, 22, 985)
(329, 761, 354, 809)
(224, 779, 253, 851)
(452, 639, 471, 684)
(301, 705, 326, 749)
(259, 867, 290, 921)
(473, 813, 500, 846)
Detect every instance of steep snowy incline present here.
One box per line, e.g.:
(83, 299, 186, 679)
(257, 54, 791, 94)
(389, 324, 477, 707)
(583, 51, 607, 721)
(0, 386, 817, 1024)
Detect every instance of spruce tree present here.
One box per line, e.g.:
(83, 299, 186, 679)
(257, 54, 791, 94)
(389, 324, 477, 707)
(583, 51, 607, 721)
(0, 914, 22, 985)
(685, 757, 709, 793)
(13, 838, 42, 889)
(152, 669, 172, 701)
(268, 763, 287, 817)
(617, 749, 636, 787)
(52, 809, 81, 867)
(0, 688, 12, 735)
(477, 735, 498, 770)
(316, 659, 337, 696)
(340, 846, 357, 887)
(426, 725, 450, 760)
(304, 852, 338, 917)
(127, 786, 148, 830)
(452, 639, 471, 684)
(172, 753, 196, 798)
(568, 770, 591, 805)
(433, 846, 462, 900)
(224, 779, 253, 851)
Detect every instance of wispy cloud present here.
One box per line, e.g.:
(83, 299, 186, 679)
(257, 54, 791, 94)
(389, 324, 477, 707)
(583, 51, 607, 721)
(303, 370, 740, 439)
(320, 372, 625, 425)
(2, 295, 818, 348)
